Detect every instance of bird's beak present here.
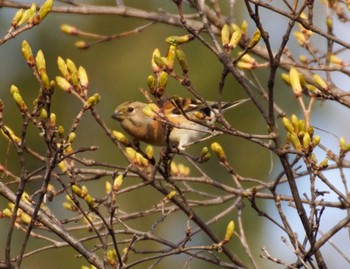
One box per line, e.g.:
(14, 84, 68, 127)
(111, 110, 123, 121)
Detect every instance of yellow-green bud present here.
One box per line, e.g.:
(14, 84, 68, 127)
(229, 30, 242, 49)
(2, 208, 12, 218)
(68, 132, 76, 143)
(57, 57, 69, 78)
(71, 184, 82, 197)
(224, 220, 235, 241)
(282, 117, 294, 133)
(11, 9, 24, 27)
(66, 58, 78, 74)
(289, 68, 302, 97)
(165, 34, 194, 45)
(289, 132, 302, 151)
(303, 132, 311, 152)
(158, 71, 168, 89)
(106, 181, 112, 194)
(153, 55, 168, 70)
(330, 54, 344, 67)
(125, 147, 137, 162)
(221, 24, 230, 47)
(83, 93, 101, 110)
(113, 174, 123, 192)
(21, 212, 32, 225)
(78, 66, 89, 89)
(281, 73, 290, 85)
(56, 76, 72, 92)
(12, 92, 27, 111)
(241, 20, 248, 33)
(58, 160, 67, 173)
(60, 24, 78, 35)
(112, 130, 131, 146)
(147, 75, 156, 92)
(10, 85, 20, 95)
(313, 74, 328, 91)
(145, 145, 154, 159)
(312, 135, 320, 147)
(21, 40, 34, 65)
(38, 0, 53, 21)
(40, 108, 48, 119)
(166, 191, 177, 200)
(106, 249, 117, 266)
(84, 194, 94, 207)
(248, 29, 261, 48)
(340, 136, 346, 151)
(166, 45, 176, 70)
(175, 47, 188, 73)
(17, 3, 36, 26)
(200, 146, 211, 162)
(211, 142, 227, 162)
(294, 31, 306, 46)
(75, 41, 89, 49)
(151, 48, 161, 73)
(318, 158, 328, 169)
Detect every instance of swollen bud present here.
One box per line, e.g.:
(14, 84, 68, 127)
(224, 220, 235, 242)
(211, 142, 227, 162)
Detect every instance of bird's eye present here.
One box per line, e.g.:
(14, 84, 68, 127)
(127, 106, 134, 113)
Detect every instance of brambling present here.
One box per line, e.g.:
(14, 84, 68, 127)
(112, 97, 249, 150)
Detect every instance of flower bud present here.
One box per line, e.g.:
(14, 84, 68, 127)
(112, 130, 131, 146)
(106, 181, 112, 194)
(289, 68, 302, 97)
(12, 92, 27, 112)
(38, 0, 53, 21)
(83, 93, 101, 110)
(60, 24, 78, 35)
(35, 50, 46, 74)
(224, 220, 235, 242)
(57, 57, 69, 78)
(145, 145, 154, 159)
(248, 29, 261, 48)
(78, 66, 89, 89)
(147, 75, 156, 93)
(56, 76, 72, 92)
(221, 24, 230, 47)
(211, 142, 227, 162)
(75, 41, 89, 49)
(313, 74, 328, 91)
(11, 9, 24, 28)
(165, 34, 194, 45)
(166, 45, 176, 70)
(113, 174, 123, 192)
(282, 117, 294, 133)
(21, 40, 34, 66)
(229, 29, 242, 49)
(151, 48, 161, 73)
(302, 132, 311, 152)
(17, 3, 36, 26)
(175, 47, 188, 74)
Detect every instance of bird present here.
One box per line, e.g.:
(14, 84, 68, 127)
(112, 97, 249, 150)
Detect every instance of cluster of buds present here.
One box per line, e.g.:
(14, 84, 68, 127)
(236, 52, 258, 70)
(1, 192, 35, 226)
(62, 195, 78, 211)
(282, 114, 320, 154)
(10, 0, 53, 29)
(125, 147, 150, 168)
(71, 184, 94, 207)
(199, 146, 211, 163)
(221, 21, 261, 52)
(294, 13, 313, 47)
(106, 249, 118, 266)
(282, 68, 329, 96)
(148, 35, 193, 97)
(56, 57, 90, 98)
(170, 161, 190, 176)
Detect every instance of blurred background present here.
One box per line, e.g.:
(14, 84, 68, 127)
(0, 1, 350, 268)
